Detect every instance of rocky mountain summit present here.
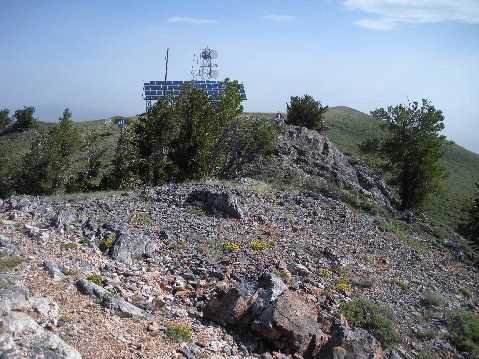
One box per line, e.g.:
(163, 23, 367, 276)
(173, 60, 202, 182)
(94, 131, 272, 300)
(0, 126, 478, 359)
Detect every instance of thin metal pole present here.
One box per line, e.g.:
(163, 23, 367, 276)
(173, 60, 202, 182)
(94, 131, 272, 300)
(164, 48, 169, 99)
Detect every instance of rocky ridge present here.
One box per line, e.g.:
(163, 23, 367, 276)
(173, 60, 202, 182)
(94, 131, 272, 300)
(0, 179, 478, 359)
(0, 125, 478, 359)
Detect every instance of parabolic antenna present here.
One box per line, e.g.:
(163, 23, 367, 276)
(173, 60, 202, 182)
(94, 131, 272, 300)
(201, 49, 218, 60)
(209, 69, 218, 79)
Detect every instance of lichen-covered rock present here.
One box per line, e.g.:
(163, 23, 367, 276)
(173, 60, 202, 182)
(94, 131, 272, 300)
(187, 189, 246, 219)
(0, 312, 82, 359)
(107, 225, 158, 263)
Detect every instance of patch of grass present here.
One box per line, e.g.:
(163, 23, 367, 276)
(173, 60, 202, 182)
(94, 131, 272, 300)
(388, 277, 408, 290)
(0, 277, 12, 289)
(186, 205, 212, 217)
(60, 243, 78, 249)
(319, 268, 332, 277)
(272, 269, 291, 280)
(172, 240, 187, 250)
(59, 314, 73, 324)
(86, 273, 103, 286)
(336, 282, 352, 292)
(251, 239, 277, 251)
(340, 298, 400, 347)
(446, 309, 479, 356)
(166, 325, 193, 343)
(130, 211, 152, 225)
(222, 242, 239, 252)
(350, 275, 376, 288)
(0, 257, 27, 270)
(102, 234, 117, 249)
(422, 290, 446, 307)
(459, 286, 472, 298)
(416, 353, 432, 359)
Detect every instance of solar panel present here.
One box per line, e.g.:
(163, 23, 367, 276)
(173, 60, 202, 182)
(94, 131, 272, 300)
(143, 81, 246, 101)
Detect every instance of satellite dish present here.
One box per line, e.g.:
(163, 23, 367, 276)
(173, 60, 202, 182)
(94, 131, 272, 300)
(201, 49, 218, 60)
(209, 70, 218, 79)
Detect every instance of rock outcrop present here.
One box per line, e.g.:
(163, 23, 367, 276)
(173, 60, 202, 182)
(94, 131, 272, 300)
(204, 273, 382, 358)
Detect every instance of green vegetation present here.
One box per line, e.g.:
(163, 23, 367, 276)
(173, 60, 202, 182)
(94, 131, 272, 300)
(101, 234, 117, 249)
(324, 106, 479, 240)
(421, 290, 446, 307)
(360, 99, 448, 211)
(13, 106, 37, 130)
(272, 269, 291, 280)
(416, 353, 432, 359)
(0, 277, 12, 289)
(388, 277, 408, 290)
(340, 298, 400, 346)
(0, 109, 11, 133)
(166, 325, 193, 342)
(109, 79, 277, 188)
(86, 273, 103, 286)
(0, 257, 27, 271)
(459, 184, 479, 255)
(286, 94, 328, 132)
(446, 309, 479, 355)
(60, 243, 78, 250)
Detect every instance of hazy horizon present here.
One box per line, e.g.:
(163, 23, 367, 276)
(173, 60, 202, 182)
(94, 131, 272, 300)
(1, 0, 478, 153)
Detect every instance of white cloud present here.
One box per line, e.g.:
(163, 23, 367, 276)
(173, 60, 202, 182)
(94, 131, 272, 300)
(167, 16, 219, 24)
(343, 0, 479, 30)
(263, 14, 296, 22)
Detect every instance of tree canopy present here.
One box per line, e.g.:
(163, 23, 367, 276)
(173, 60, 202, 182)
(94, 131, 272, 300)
(13, 106, 37, 130)
(460, 184, 479, 254)
(0, 109, 11, 133)
(361, 99, 449, 211)
(110, 79, 277, 188)
(286, 95, 328, 132)
(20, 108, 81, 195)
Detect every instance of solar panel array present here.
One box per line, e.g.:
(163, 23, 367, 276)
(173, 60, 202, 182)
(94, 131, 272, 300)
(143, 81, 246, 100)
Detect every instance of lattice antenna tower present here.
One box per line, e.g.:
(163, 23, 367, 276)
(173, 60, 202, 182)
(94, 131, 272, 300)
(191, 46, 218, 81)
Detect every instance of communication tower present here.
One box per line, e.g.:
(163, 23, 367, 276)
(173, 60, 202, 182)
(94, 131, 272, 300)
(191, 46, 219, 82)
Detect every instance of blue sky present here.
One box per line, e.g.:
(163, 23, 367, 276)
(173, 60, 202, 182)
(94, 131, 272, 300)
(1, 0, 478, 153)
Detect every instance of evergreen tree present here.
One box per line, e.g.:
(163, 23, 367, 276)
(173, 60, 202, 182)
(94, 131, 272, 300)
(286, 95, 328, 132)
(13, 106, 37, 130)
(361, 99, 449, 210)
(115, 79, 276, 186)
(0, 109, 11, 133)
(19, 108, 80, 195)
(460, 184, 479, 253)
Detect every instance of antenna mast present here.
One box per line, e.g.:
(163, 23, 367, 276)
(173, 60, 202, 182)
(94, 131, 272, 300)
(164, 48, 169, 98)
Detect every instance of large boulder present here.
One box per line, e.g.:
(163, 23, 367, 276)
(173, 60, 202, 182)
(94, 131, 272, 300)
(0, 312, 82, 359)
(203, 272, 383, 358)
(106, 224, 158, 263)
(187, 189, 246, 219)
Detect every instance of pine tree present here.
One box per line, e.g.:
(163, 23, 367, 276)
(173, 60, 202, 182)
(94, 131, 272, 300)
(362, 99, 449, 210)
(19, 108, 80, 195)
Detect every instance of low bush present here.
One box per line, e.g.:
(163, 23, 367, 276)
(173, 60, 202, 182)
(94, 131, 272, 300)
(446, 309, 479, 355)
(340, 298, 400, 346)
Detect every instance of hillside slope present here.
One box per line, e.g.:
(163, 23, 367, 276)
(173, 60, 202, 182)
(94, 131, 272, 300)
(324, 106, 479, 232)
(1, 179, 478, 358)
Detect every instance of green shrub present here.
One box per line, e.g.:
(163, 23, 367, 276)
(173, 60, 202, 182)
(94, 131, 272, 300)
(286, 94, 328, 132)
(86, 274, 103, 286)
(166, 325, 193, 342)
(340, 298, 400, 346)
(421, 290, 446, 307)
(0, 257, 26, 270)
(416, 353, 432, 359)
(60, 243, 78, 249)
(446, 309, 479, 355)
